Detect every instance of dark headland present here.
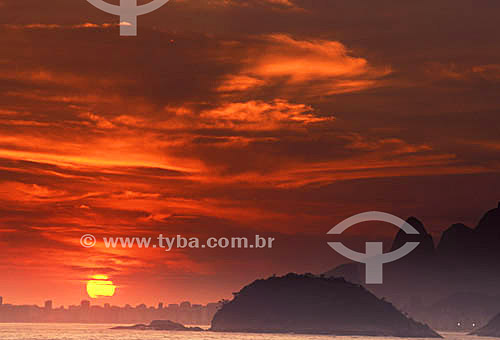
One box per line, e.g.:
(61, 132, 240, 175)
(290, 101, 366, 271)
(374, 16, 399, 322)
(210, 273, 441, 338)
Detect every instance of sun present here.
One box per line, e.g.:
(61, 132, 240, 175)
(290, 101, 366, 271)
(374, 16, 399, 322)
(86, 275, 116, 299)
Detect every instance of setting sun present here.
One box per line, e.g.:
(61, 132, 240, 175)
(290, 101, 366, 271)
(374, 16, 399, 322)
(86, 275, 116, 299)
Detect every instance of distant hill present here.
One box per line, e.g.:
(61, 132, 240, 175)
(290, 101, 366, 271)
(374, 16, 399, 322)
(325, 201, 500, 331)
(471, 313, 500, 337)
(210, 273, 441, 338)
(421, 292, 500, 331)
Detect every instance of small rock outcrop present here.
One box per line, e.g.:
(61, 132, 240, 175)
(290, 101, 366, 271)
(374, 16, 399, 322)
(112, 320, 203, 331)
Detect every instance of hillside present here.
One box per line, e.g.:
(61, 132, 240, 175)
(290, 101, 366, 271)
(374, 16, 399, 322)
(471, 313, 500, 337)
(211, 273, 441, 338)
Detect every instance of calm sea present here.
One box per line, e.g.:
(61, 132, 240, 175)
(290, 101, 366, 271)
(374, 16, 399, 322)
(0, 323, 494, 340)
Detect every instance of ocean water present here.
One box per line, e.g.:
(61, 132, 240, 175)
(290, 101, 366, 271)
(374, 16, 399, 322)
(0, 324, 495, 340)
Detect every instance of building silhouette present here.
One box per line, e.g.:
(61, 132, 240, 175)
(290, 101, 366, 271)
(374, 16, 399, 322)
(0, 297, 220, 325)
(80, 300, 90, 310)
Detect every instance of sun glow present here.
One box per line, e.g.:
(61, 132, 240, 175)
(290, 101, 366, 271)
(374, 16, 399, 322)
(86, 275, 116, 299)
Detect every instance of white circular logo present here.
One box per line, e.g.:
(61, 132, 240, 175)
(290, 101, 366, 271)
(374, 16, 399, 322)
(80, 234, 97, 248)
(327, 211, 420, 284)
(86, 0, 171, 36)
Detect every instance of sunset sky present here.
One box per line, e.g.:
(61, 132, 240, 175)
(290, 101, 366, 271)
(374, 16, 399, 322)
(0, 0, 500, 307)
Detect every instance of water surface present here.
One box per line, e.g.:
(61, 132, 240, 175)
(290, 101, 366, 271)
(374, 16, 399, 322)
(0, 323, 496, 340)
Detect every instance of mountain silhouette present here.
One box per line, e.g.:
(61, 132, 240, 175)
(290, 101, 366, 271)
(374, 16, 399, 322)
(391, 216, 435, 258)
(436, 223, 474, 255)
(325, 202, 500, 331)
(211, 273, 441, 338)
(392, 217, 432, 249)
(474, 202, 500, 250)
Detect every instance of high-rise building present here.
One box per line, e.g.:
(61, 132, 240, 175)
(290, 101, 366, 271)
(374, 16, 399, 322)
(158, 302, 163, 310)
(180, 301, 191, 309)
(44, 300, 53, 311)
(80, 300, 90, 310)
(0, 296, 3, 306)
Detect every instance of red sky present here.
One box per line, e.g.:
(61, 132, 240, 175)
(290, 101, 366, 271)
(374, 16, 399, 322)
(0, 0, 500, 307)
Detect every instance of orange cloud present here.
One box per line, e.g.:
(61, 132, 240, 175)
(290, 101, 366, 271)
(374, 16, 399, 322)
(177, 0, 304, 11)
(200, 99, 334, 130)
(217, 75, 266, 92)
(425, 63, 500, 82)
(473, 64, 500, 81)
(219, 34, 391, 96)
(0, 182, 67, 202)
(5, 22, 121, 31)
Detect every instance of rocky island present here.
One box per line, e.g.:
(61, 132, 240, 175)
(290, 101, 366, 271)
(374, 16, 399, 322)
(210, 273, 441, 338)
(112, 320, 203, 331)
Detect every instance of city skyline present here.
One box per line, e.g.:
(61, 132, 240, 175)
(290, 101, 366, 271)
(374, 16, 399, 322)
(0, 295, 220, 324)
